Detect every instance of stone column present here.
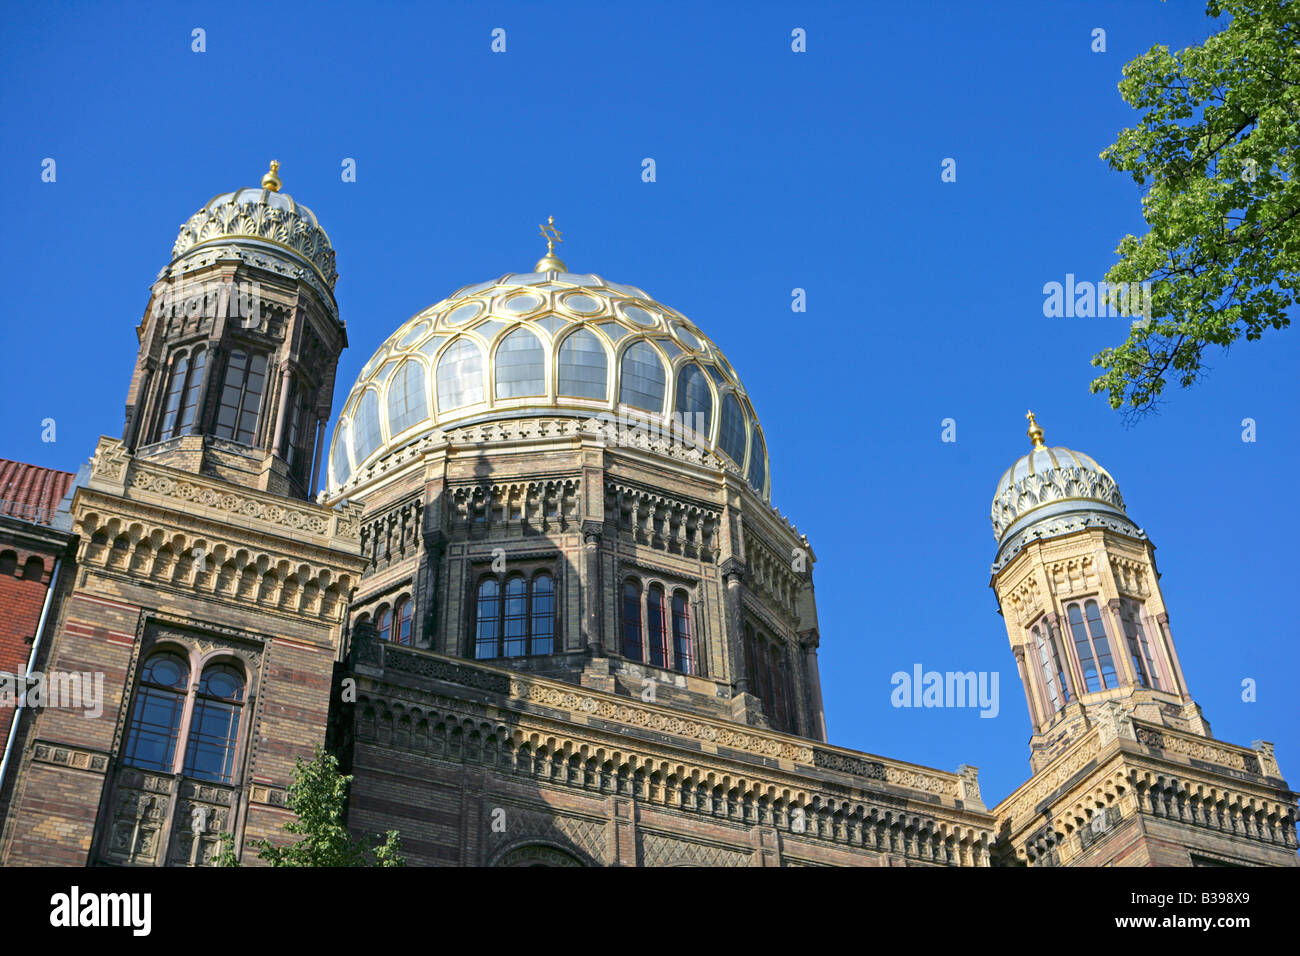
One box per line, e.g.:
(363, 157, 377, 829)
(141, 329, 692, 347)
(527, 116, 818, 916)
(309, 418, 326, 498)
(799, 630, 827, 741)
(721, 557, 748, 693)
(1012, 644, 1042, 729)
(272, 364, 294, 456)
(581, 520, 603, 656)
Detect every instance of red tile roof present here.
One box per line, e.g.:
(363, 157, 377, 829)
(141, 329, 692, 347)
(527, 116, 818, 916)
(0, 458, 76, 526)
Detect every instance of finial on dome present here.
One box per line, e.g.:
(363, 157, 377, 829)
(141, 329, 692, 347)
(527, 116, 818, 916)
(261, 160, 282, 193)
(534, 215, 567, 272)
(1026, 410, 1046, 449)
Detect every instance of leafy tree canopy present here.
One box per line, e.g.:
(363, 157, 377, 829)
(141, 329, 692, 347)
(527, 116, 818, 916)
(1092, 0, 1299, 418)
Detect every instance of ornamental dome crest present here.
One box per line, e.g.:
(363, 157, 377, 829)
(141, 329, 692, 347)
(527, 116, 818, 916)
(169, 161, 338, 291)
(990, 412, 1131, 547)
(326, 261, 769, 502)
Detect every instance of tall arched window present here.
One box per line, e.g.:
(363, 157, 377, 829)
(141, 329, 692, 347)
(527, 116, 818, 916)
(531, 574, 555, 655)
(351, 389, 383, 465)
(718, 394, 747, 466)
(619, 342, 666, 412)
(394, 598, 413, 647)
(646, 585, 668, 668)
(622, 580, 643, 660)
(214, 350, 268, 445)
(183, 663, 246, 784)
(746, 427, 767, 492)
(475, 578, 500, 659)
(671, 590, 693, 675)
(1118, 599, 1162, 690)
(387, 360, 428, 437)
(331, 420, 353, 488)
(123, 651, 190, 773)
(1067, 600, 1117, 693)
(1033, 622, 1070, 714)
(557, 329, 608, 399)
(158, 349, 208, 441)
(436, 337, 485, 411)
(495, 327, 545, 398)
(674, 363, 713, 438)
(376, 605, 393, 643)
(503, 576, 528, 657)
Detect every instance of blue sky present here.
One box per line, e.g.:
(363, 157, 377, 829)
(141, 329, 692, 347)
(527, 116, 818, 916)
(2, 0, 1295, 805)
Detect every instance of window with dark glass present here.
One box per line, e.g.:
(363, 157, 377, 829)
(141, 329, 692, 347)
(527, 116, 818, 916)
(286, 379, 315, 482)
(474, 571, 556, 659)
(622, 580, 643, 660)
(618, 341, 666, 412)
(123, 652, 190, 773)
(743, 623, 795, 733)
(671, 590, 693, 675)
(718, 394, 747, 466)
(182, 663, 245, 784)
(746, 427, 767, 491)
(376, 605, 392, 643)
(214, 350, 268, 445)
(646, 585, 668, 668)
(158, 349, 208, 441)
(674, 363, 713, 438)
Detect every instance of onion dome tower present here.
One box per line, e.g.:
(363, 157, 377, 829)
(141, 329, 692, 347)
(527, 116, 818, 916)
(121, 161, 347, 499)
(327, 221, 824, 740)
(989, 412, 1208, 772)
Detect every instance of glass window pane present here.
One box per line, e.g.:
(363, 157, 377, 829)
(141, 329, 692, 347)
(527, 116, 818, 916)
(557, 329, 608, 399)
(674, 363, 713, 438)
(377, 606, 392, 642)
(351, 389, 383, 465)
(671, 591, 693, 675)
(647, 586, 667, 668)
(476, 579, 500, 659)
(178, 350, 206, 433)
(331, 421, 352, 487)
(494, 327, 545, 399)
(436, 337, 485, 411)
(387, 360, 428, 436)
(1085, 600, 1116, 688)
(1069, 603, 1101, 693)
(746, 429, 766, 491)
(718, 394, 747, 466)
(396, 599, 413, 646)
(531, 574, 554, 655)
(503, 577, 527, 657)
(618, 341, 665, 412)
(622, 581, 642, 660)
(159, 355, 189, 439)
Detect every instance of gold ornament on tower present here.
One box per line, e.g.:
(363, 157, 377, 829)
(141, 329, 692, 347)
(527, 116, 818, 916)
(534, 215, 567, 272)
(261, 160, 282, 192)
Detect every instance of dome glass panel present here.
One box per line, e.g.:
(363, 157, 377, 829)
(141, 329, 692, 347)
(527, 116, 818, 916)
(331, 421, 352, 486)
(436, 338, 486, 411)
(494, 327, 545, 399)
(619, 341, 666, 412)
(352, 389, 383, 464)
(674, 363, 713, 437)
(718, 394, 747, 466)
(557, 329, 607, 399)
(746, 428, 766, 491)
(387, 360, 428, 436)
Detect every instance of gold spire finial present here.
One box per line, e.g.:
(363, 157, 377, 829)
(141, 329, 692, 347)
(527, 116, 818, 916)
(261, 160, 282, 192)
(1026, 410, 1046, 449)
(534, 215, 568, 272)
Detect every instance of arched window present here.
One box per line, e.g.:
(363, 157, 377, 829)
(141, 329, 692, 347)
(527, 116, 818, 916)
(474, 572, 555, 658)
(351, 389, 383, 465)
(437, 337, 485, 411)
(331, 421, 352, 487)
(1067, 600, 1117, 693)
(671, 590, 693, 675)
(183, 663, 246, 784)
(646, 585, 668, 668)
(618, 342, 666, 412)
(747, 427, 767, 492)
(123, 651, 190, 774)
(674, 363, 713, 439)
(177, 349, 207, 434)
(158, 353, 190, 440)
(531, 574, 555, 655)
(475, 578, 500, 659)
(503, 576, 528, 657)
(387, 360, 428, 437)
(1033, 622, 1070, 714)
(214, 350, 268, 445)
(557, 329, 608, 399)
(376, 605, 392, 643)
(495, 327, 545, 398)
(22, 556, 44, 581)
(394, 598, 413, 647)
(622, 580, 643, 660)
(285, 378, 315, 483)
(718, 394, 747, 466)
(1118, 599, 1162, 690)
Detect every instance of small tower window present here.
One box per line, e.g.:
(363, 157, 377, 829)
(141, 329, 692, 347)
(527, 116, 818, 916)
(1067, 600, 1118, 693)
(622, 580, 643, 660)
(376, 605, 392, 643)
(214, 350, 268, 445)
(123, 652, 190, 774)
(182, 663, 246, 784)
(671, 590, 693, 676)
(1032, 621, 1071, 714)
(1119, 599, 1162, 690)
(394, 597, 413, 647)
(158, 349, 208, 441)
(646, 585, 668, 668)
(473, 571, 556, 659)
